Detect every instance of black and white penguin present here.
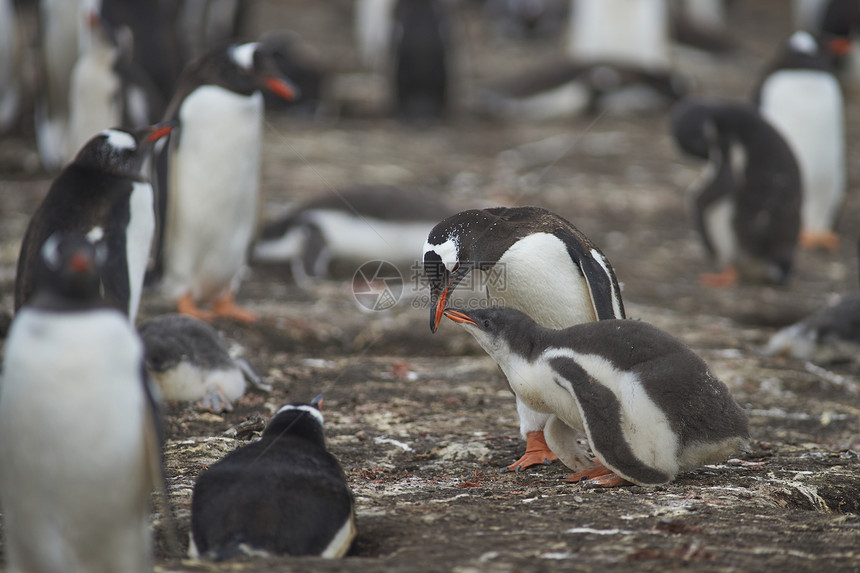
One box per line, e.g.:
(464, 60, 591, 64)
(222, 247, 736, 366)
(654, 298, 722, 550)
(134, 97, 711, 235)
(68, 11, 166, 157)
(444, 307, 750, 487)
(423, 206, 625, 471)
(138, 313, 271, 413)
(189, 398, 356, 559)
(391, 0, 452, 120)
(259, 30, 327, 114)
(670, 96, 801, 287)
(15, 123, 174, 321)
(253, 185, 458, 282)
(0, 232, 165, 572)
(155, 41, 298, 323)
(753, 30, 845, 252)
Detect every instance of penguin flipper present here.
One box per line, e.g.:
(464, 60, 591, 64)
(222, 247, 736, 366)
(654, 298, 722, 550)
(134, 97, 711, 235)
(561, 241, 625, 320)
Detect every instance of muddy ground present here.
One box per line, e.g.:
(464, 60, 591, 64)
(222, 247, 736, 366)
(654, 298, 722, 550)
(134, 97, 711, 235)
(2, 1, 860, 571)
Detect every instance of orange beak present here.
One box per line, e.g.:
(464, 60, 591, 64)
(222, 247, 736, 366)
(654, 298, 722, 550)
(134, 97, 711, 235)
(146, 123, 174, 143)
(431, 284, 450, 332)
(264, 77, 298, 101)
(443, 309, 477, 326)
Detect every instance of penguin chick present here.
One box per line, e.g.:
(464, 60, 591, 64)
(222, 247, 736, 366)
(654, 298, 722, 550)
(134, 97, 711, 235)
(670, 96, 801, 287)
(138, 313, 271, 413)
(189, 398, 356, 559)
(156, 41, 298, 323)
(15, 123, 174, 322)
(753, 30, 845, 252)
(0, 232, 165, 572)
(253, 185, 457, 282)
(424, 206, 625, 472)
(444, 307, 750, 487)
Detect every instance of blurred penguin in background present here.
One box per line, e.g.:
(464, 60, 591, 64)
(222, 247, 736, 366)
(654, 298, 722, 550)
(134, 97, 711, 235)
(753, 30, 845, 252)
(0, 0, 22, 133)
(355, 0, 396, 73)
(671, 0, 734, 53)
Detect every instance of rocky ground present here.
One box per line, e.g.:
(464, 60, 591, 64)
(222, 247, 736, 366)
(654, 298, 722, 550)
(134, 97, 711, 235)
(1, 1, 860, 571)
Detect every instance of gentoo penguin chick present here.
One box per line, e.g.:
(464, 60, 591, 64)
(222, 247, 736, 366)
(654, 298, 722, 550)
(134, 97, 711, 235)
(190, 398, 356, 559)
(423, 206, 625, 471)
(253, 185, 457, 282)
(156, 41, 298, 323)
(68, 11, 165, 157)
(753, 30, 845, 252)
(391, 0, 452, 120)
(0, 232, 165, 572)
(670, 96, 801, 287)
(15, 123, 174, 321)
(138, 313, 271, 413)
(444, 307, 750, 487)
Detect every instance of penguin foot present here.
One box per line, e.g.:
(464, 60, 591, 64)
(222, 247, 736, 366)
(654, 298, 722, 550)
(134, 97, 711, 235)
(799, 230, 839, 252)
(213, 293, 259, 324)
(564, 463, 630, 487)
(502, 431, 558, 473)
(177, 293, 217, 322)
(197, 384, 234, 413)
(699, 265, 737, 288)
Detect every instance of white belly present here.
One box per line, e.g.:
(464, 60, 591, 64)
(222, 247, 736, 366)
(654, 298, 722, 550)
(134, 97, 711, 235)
(310, 210, 435, 263)
(492, 232, 597, 328)
(759, 70, 845, 232)
(164, 87, 263, 301)
(126, 181, 155, 322)
(0, 309, 152, 572)
(568, 0, 671, 70)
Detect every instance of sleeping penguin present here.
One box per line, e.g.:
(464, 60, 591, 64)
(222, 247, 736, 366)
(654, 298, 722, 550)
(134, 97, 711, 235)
(189, 397, 356, 559)
(443, 306, 750, 487)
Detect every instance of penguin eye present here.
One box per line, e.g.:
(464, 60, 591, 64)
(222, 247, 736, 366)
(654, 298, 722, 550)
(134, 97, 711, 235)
(482, 319, 491, 329)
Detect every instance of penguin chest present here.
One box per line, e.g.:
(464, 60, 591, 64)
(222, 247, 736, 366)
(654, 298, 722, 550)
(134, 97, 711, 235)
(758, 70, 845, 229)
(68, 49, 121, 154)
(126, 181, 155, 321)
(493, 233, 597, 328)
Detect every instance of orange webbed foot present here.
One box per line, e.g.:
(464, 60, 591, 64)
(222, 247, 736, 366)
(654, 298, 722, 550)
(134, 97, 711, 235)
(799, 230, 839, 252)
(699, 265, 737, 288)
(502, 431, 559, 473)
(177, 293, 216, 322)
(564, 461, 631, 487)
(212, 292, 258, 324)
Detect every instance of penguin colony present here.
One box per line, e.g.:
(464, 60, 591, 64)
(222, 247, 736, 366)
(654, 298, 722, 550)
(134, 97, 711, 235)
(0, 0, 857, 569)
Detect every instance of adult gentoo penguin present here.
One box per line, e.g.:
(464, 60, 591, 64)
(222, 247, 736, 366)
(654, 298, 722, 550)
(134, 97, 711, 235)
(156, 41, 297, 323)
(189, 397, 356, 559)
(423, 206, 625, 471)
(0, 232, 165, 572)
(138, 313, 271, 413)
(753, 30, 845, 252)
(670, 96, 801, 287)
(15, 123, 174, 321)
(444, 307, 750, 486)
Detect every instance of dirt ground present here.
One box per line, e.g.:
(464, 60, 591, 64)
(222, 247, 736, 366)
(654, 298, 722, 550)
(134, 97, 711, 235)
(2, 1, 860, 571)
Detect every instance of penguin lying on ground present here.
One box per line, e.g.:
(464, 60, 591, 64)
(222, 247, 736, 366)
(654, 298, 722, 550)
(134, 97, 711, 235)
(189, 397, 356, 559)
(753, 30, 845, 252)
(138, 313, 271, 413)
(670, 96, 801, 287)
(443, 306, 750, 486)
(15, 123, 174, 322)
(423, 206, 625, 472)
(0, 232, 166, 572)
(155, 41, 298, 323)
(253, 185, 457, 282)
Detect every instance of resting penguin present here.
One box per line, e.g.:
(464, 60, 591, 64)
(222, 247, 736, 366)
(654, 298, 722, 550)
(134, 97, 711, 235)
(0, 232, 165, 572)
(253, 185, 458, 282)
(138, 313, 271, 413)
(753, 30, 845, 252)
(423, 206, 625, 472)
(15, 123, 174, 321)
(155, 41, 298, 323)
(670, 96, 801, 287)
(444, 307, 750, 487)
(189, 398, 356, 559)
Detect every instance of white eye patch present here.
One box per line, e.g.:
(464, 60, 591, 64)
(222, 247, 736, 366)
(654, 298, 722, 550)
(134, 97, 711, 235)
(423, 237, 459, 272)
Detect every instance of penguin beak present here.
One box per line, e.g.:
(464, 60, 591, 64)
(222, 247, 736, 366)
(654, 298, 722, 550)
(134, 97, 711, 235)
(145, 120, 177, 143)
(430, 284, 449, 333)
(310, 393, 324, 410)
(443, 309, 477, 326)
(263, 76, 299, 101)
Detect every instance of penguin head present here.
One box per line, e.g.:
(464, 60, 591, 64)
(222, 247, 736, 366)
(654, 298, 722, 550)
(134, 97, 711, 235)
(30, 232, 108, 309)
(262, 396, 326, 447)
(72, 123, 175, 178)
(670, 96, 721, 160)
(203, 42, 300, 102)
(443, 306, 539, 361)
